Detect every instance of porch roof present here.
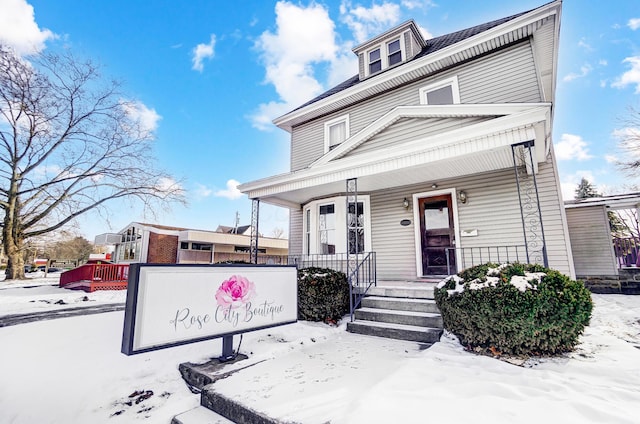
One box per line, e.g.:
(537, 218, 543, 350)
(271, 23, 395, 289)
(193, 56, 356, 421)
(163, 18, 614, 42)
(239, 104, 551, 209)
(565, 193, 640, 210)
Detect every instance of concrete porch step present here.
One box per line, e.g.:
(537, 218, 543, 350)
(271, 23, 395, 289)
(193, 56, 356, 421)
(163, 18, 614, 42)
(355, 307, 443, 328)
(361, 296, 440, 313)
(347, 320, 442, 344)
(366, 286, 434, 299)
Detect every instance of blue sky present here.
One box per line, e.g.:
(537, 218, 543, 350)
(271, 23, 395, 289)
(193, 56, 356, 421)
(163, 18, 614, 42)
(1, 0, 639, 241)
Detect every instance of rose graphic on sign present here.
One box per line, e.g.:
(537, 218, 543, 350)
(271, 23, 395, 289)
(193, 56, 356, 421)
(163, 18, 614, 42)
(215, 275, 256, 309)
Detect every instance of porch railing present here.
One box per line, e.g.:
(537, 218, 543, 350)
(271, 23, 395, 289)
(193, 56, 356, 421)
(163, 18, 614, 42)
(445, 245, 527, 275)
(59, 263, 130, 287)
(613, 236, 640, 268)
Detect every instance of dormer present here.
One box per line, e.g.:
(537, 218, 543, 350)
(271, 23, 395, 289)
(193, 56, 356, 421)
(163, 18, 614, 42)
(352, 20, 426, 81)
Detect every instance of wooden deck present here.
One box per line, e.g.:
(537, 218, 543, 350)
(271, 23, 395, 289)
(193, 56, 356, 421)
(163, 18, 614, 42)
(59, 264, 129, 293)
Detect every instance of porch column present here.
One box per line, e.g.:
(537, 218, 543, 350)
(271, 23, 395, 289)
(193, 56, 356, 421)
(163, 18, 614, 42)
(250, 198, 260, 264)
(346, 178, 360, 320)
(511, 141, 549, 267)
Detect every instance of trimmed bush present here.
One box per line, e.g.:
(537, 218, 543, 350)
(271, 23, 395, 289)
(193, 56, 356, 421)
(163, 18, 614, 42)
(435, 263, 593, 356)
(298, 267, 349, 323)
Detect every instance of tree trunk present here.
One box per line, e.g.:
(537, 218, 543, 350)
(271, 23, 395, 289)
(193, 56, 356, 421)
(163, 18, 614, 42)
(3, 224, 25, 280)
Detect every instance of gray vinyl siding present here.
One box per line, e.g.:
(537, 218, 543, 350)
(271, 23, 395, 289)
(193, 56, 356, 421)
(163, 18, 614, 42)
(565, 206, 617, 277)
(369, 160, 572, 280)
(288, 208, 303, 256)
(349, 116, 493, 156)
(290, 41, 541, 171)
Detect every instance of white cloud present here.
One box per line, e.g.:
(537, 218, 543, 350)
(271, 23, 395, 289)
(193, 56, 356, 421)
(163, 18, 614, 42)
(560, 171, 595, 201)
(599, 59, 608, 66)
(555, 133, 593, 161)
(340, 1, 401, 44)
(577, 38, 593, 52)
(612, 126, 640, 140)
(0, 0, 55, 55)
(628, 18, 640, 30)
(192, 34, 216, 72)
(121, 100, 162, 137)
(215, 179, 243, 200)
(417, 24, 433, 40)
(251, 1, 339, 130)
(194, 183, 213, 198)
(612, 56, 640, 93)
(562, 64, 592, 82)
(605, 154, 618, 164)
(156, 177, 183, 194)
(401, 0, 436, 10)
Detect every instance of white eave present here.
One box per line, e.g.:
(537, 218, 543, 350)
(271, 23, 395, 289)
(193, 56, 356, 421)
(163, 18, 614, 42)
(272, 0, 561, 132)
(240, 104, 552, 208)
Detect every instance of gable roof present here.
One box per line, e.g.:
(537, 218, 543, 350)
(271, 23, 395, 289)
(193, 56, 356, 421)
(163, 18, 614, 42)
(273, 1, 561, 132)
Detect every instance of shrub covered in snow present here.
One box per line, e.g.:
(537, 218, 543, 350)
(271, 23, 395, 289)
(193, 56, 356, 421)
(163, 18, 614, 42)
(434, 263, 593, 356)
(297, 267, 349, 323)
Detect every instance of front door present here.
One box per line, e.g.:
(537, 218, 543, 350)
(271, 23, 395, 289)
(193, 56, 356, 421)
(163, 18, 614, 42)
(419, 194, 456, 275)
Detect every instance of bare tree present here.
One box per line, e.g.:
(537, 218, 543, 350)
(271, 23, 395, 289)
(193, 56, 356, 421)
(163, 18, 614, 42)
(270, 227, 286, 239)
(616, 107, 640, 172)
(0, 46, 185, 280)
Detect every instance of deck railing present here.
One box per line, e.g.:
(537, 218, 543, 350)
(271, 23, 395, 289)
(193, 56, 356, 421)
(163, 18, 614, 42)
(613, 236, 640, 268)
(445, 245, 528, 275)
(59, 264, 130, 287)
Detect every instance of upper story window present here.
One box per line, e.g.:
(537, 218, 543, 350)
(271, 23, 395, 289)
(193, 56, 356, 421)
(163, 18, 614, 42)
(387, 39, 402, 66)
(419, 76, 461, 105)
(324, 114, 349, 152)
(369, 48, 382, 74)
(367, 38, 404, 77)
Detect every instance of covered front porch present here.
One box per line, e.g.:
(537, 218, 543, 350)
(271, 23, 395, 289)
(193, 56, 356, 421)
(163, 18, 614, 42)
(240, 103, 569, 280)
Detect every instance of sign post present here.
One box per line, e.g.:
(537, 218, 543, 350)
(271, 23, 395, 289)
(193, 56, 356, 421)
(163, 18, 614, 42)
(121, 264, 298, 356)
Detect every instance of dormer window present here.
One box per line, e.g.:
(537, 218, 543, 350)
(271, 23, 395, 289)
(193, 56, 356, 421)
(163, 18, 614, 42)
(387, 39, 402, 66)
(368, 48, 382, 74)
(324, 114, 349, 152)
(420, 76, 461, 105)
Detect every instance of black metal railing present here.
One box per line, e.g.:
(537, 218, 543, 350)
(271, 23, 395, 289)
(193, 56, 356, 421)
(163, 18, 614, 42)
(287, 252, 377, 321)
(613, 236, 640, 268)
(445, 245, 527, 275)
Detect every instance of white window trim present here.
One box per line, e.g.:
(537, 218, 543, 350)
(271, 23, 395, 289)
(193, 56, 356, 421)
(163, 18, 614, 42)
(365, 36, 405, 77)
(419, 75, 461, 105)
(303, 195, 372, 255)
(324, 114, 350, 153)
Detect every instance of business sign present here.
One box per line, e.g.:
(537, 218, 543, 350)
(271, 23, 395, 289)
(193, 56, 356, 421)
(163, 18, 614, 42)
(121, 264, 298, 355)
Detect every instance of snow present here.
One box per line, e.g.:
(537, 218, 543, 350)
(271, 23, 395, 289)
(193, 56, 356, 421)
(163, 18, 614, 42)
(1, 276, 639, 423)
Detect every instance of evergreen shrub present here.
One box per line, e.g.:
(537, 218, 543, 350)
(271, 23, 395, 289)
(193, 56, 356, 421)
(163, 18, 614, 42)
(297, 267, 349, 323)
(434, 262, 593, 355)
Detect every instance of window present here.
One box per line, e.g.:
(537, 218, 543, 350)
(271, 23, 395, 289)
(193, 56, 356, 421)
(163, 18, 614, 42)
(368, 48, 381, 74)
(387, 39, 402, 66)
(347, 202, 365, 254)
(324, 114, 349, 152)
(180, 242, 189, 250)
(419, 76, 461, 105)
(118, 225, 142, 261)
(191, 243, 212, 251)
(318, 204, 336, 254)
(303, 196, 371, 255)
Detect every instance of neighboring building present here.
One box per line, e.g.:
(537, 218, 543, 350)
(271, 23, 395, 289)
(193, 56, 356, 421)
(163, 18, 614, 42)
(94, 222, 288, 265)
(565, 194, 640, 286)
(240, 1, 575, 280)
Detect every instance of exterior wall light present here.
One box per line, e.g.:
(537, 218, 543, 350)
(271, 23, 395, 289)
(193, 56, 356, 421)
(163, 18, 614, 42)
(431, 183, 438, 189)
(458, 191, 468, 204)
(403, 197, 410, 209)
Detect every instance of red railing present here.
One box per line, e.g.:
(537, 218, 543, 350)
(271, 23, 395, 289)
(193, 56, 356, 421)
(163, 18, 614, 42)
(60, 264, 130, 288)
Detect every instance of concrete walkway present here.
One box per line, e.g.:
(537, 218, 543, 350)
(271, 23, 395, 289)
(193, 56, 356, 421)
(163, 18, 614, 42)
(0, 303, 125, 327)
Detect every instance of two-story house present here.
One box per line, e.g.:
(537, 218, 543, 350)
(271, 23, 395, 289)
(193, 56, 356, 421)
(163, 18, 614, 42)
(240, 1, 574, 281)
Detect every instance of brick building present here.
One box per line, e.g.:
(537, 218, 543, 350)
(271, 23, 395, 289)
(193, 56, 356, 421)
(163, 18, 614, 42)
(94, 222, 288, 265)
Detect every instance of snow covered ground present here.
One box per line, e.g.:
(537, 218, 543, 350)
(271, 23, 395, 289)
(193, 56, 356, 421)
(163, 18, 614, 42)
(0, 276, 639, 423)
